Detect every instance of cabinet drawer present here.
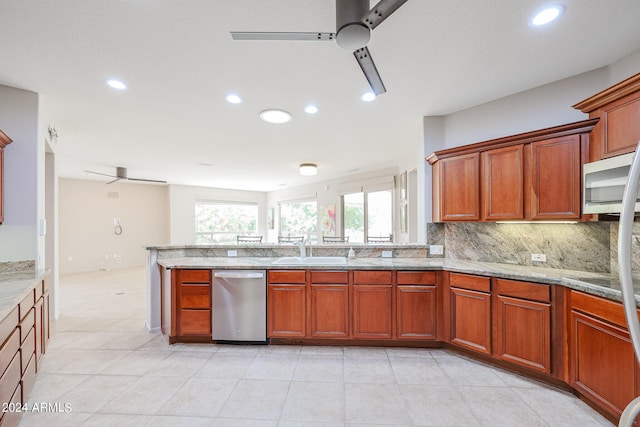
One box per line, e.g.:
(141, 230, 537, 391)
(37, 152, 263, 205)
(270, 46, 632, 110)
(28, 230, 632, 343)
(397, 271, 436, 285)
(353, 270, 392, 285)
(19, 309, 35, 343)
(1, 382, 21, 427)
(571, 290, 629, 328)
(0, 353, 20, 408)
(0, 329, 19, 378)
(495, 278, 550, 303)
(450, 272, 490, 293)
(269, 270, 306, 284)
(18, 290, 35, 321)
(21, 353, 36, 402)
(0, 307, 18, 347)
(20, 327, 35, 375)
(180, 284, 210, 309)
(177, 269, 211, 283)
(179, 309, 211, 336)
(310, 271, 348, 284)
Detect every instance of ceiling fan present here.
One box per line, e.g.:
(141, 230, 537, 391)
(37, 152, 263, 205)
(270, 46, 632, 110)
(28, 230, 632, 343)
(83, 167, 167, 184)
(230, 0, 408, 96)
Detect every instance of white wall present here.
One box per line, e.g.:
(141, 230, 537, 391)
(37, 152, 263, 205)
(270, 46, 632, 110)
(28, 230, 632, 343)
(0, 85, 39, 263)
(59, 178, 169, 273)
(168, 184, 267, 244)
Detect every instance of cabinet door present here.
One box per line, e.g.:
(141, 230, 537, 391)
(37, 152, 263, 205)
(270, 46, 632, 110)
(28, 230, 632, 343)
(175, 269, 211, 337)
(310, 284, 349, 338)
(439, 153, 480, 221)
(268, 284, 306, 337)
(570, 309, 636, 419)
(450, 287, 491, 354)
(495, 295, 550, 373)
(353, 285, 393, 339)
(482, 145, 524, 220)
(0, 147, 4, 224)
(528, 135, 581, 219)
(396, 285, 436, 340)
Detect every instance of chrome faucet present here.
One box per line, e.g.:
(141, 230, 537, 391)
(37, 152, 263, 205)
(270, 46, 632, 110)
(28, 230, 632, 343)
(295, 239, 307, 258)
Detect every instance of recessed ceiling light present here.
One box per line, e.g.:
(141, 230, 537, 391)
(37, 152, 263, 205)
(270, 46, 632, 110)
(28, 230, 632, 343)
(361, 91, 376, 102)
(106, 79, 127, 90)
(225, 94, 243, 104)
(300, 163, 317, 176)
(531, 5, 565, 26)
(260, 109, 292, 124)
(304, 105, 319, 114)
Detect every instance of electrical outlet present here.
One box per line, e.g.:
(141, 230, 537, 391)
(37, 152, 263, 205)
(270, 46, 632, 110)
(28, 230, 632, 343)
(531, 253, 547, 262)
(429, 245, 444, 255)
(381, 250, 393, 258)
(113, 218, 120, 225)
(227, 250, 238, 257)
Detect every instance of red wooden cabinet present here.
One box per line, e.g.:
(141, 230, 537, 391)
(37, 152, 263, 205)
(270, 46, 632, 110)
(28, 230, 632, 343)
(174, 269, 212, 337)
(396, 271, 437, 340)
(0, 129, 12, 224)
(309, 271, 349, 338)
(482, 145, 524, 220)
(436, 153, 480, 221)
(268, 270, 307, 338)
(352, 271, 394, 339)
(448, 273, 492, 355)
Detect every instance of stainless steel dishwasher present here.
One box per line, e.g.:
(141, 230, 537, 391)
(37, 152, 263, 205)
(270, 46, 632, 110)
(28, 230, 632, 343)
(212, 270, 267, 343)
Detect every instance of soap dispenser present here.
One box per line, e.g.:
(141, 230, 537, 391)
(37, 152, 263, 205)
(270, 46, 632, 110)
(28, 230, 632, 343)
(348, 247, 355, 259)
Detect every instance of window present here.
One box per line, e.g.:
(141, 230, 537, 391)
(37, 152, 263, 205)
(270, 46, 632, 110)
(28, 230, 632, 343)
(342, 187, 393, 243)
(195, 202, 258, 243)
(279, 199, 317, 242)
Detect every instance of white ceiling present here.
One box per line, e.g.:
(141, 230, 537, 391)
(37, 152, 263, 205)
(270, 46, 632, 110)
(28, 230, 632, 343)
(1, 0, 640, 191)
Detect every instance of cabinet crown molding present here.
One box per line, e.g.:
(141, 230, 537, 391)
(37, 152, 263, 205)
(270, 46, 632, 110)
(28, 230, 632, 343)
(0, 129, 12, 149)
(573, 72, 640, 113)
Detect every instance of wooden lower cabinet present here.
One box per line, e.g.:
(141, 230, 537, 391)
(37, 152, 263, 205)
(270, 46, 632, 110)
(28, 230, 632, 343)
(310, 271, 349, 338)
(569, 290, 639, 421)
(268, 270, 307, 338)
(448, 273, 492, 355)
(396, 271, 437, 340)
(493, 279, 551, 373)
(174, 269, 212, 338)
(352, 271, 393, 339)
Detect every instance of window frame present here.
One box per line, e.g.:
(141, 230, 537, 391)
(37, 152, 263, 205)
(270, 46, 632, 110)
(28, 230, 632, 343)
(194, 200, 259, 244)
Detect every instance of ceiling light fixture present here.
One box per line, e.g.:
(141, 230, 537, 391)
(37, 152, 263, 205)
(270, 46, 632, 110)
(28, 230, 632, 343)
(299, 163, 317, 176)
(361, 91, 376, 102)
(531, 4, 565, 26)
(259, 109, 292, 124)
(225, 94, 243, 104)
(106, 79, 127, 90)
(304, 105, 319, 114)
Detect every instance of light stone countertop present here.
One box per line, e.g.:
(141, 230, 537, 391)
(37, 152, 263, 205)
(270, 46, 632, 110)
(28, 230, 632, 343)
(0, 269, 49, 322)
(156, 256, 640, 305)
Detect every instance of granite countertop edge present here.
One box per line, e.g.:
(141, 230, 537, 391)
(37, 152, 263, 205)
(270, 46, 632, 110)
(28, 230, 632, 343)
(0, 269, 50, 322)
(156, 256, 638, 305)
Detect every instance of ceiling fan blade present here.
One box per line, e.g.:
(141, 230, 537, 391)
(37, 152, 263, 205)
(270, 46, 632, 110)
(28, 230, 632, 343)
(105, 177, 121, 185)
(231, 32, 335, 41)
(82, 170, 117, 179)
(126, 177, 167, 184)
(361, 0, 409, 30)
(353, 47, 386, 95)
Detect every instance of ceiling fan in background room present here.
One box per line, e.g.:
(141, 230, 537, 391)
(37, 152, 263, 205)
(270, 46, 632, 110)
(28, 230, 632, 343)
(83, 167, 167, 184)
(230, 0, 408, 96)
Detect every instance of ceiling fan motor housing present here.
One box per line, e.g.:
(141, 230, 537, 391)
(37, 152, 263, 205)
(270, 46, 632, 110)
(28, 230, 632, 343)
(336, 0, 371, 50)
(116, 167, 128, 179)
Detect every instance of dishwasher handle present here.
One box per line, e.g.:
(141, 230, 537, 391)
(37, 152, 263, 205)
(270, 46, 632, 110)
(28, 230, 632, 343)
(214, 271, 265, 279)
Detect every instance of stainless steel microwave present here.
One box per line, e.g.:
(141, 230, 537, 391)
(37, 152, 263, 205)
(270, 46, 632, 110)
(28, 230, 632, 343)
(583, 151, 640, 214)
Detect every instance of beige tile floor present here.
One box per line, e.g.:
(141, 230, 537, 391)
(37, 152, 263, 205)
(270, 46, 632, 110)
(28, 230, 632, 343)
(18, 267, 615, 427)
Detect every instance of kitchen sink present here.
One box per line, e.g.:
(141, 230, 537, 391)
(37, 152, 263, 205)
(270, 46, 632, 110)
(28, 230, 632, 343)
(272, 256, 347, 265)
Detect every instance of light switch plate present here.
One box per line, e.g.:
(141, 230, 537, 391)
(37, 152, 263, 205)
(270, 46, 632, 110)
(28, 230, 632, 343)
(429, 245, 444, 255)
(531, 253, 547, 262)
(381, 250, 393, 258)
(227, 250, 238, 257)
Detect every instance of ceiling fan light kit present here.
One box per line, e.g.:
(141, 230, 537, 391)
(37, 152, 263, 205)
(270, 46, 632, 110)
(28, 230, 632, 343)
(230, 0, 408, 97)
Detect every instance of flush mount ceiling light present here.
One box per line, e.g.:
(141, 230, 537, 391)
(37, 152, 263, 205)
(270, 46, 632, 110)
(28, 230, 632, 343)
(225, 94, 243, 104)
(361, 91, 376, 102)
(531, 4, 565, 26)
(299, 163, 317, 176)
(304, 105, 319, 114)
(106, 79, 127, 90)
(259, 109, 292, 124)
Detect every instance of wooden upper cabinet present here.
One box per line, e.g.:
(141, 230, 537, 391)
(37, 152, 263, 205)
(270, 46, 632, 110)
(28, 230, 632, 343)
(574, 73, 640, 161)
(0, 129, 12, 225)
(427, 119, 597, 222)
(527, 135, 581, 219)
(438, 153, 480, 221)
(482, 145, 524, 220)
